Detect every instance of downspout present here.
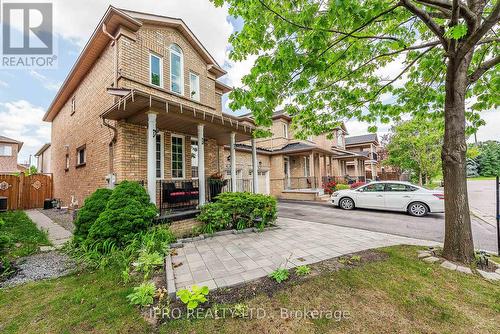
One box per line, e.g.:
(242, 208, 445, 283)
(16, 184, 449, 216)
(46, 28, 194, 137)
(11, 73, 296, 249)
(102, 23, 118, 187)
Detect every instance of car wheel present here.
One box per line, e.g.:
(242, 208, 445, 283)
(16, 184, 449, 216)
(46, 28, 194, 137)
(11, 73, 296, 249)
(339, 197, 355, 210)
(408, 202, 428, 217)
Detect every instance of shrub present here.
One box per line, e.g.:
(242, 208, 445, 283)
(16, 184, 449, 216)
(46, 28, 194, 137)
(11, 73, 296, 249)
(269, 268, 289, 283)
(197, 192, 277, 232)
(177, 285, 210, 310)
(323, 181, 337, 194)
(87, 181, 157, 246)
(73, 188, 113, 243)
(335, 184, 350, 190)
(350, 181, 366, 189)
(127, 282, 156, 306)
(295, 265, 311, 276)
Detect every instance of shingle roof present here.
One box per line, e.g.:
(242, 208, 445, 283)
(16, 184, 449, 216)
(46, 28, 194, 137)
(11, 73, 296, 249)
(345, 134, 378, 146)
(0, 135, 23, 150)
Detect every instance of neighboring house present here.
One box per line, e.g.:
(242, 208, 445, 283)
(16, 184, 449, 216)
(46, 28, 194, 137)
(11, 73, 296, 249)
(226, 110, 368, 200)
(344, 134, 380, 179)
(35, 143, 52, 174)
(43, 7, 255, 212)
(0, 135, 23, 173)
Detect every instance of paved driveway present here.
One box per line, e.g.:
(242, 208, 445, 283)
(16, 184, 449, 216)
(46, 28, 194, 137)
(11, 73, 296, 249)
(278, 199, 498, 252)
(170, 218, 437, 291)
(467, 179, 498, 223)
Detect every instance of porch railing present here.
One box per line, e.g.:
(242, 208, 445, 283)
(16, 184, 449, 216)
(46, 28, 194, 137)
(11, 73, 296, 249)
(283, 175, 367, 190)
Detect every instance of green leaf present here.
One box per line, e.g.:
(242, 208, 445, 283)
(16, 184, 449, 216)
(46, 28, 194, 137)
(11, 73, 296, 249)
(444, 23, 468, 40)
(187, 300, 198, 310)
(200, 286, 209, 295)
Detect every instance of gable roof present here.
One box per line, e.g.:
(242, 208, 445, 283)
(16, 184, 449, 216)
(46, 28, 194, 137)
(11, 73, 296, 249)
(34, 143, 51, 157)
(0, 135, 23, 151)
(43, 6, 227, 122)
(345, 134, 379, 146)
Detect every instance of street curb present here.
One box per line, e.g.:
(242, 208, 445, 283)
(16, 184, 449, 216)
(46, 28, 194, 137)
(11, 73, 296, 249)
(470, 209, 497, 228)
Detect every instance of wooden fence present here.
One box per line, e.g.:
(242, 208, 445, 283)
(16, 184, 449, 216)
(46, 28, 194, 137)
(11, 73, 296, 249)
(0, 174, 53, 210)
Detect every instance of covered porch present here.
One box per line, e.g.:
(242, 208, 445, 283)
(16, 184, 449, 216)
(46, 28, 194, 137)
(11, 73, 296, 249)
(101, 89, 261, 217)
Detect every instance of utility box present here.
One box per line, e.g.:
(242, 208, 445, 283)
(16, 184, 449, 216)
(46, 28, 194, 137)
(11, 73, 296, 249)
(0, 196, 7, 212)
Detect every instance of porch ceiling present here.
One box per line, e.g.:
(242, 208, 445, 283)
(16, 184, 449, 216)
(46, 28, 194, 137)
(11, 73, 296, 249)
(101, 90, 254, 144)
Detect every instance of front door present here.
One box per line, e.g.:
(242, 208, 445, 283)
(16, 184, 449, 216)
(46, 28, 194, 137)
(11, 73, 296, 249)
(284, 156, 291, 188)
(355, 183, 386, 208)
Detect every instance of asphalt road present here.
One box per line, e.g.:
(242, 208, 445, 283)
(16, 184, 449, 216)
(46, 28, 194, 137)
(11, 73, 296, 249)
(278, 200, 498, 253)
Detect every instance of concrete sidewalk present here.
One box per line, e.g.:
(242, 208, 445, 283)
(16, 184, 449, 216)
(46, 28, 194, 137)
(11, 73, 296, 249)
(25, 210, 72, 248)
(169, 217, 439, 291)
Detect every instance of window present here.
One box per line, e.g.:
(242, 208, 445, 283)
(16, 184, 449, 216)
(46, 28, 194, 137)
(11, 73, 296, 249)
(65, 154, 70, 171)
(337, 131, 344, 147)
(0, 145, 12, 156)
(171, 135, 184, 179)
(191, 139, 199, 178)
(359, 183, 385, 192)
(282, 123, 288, 138)
(170, 44, 183, 94)
(71, 96, 76, 115)
(386, 183, 417, 192)
(150, 53, 163, 87)
(156, 132, 164, 179)
(189, 73, 200, 101)
(304, 156, 311, 177)
(76, 146, 86, 167)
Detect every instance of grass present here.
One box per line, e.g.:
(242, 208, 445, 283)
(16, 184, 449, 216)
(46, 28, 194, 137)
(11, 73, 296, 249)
(0, 267, 151, 334)
(467, 176, 498, 181)
(0, 211, 50, 258)
(0, 246, 498, 333)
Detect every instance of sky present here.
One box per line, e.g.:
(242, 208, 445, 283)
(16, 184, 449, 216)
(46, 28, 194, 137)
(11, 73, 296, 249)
(0, 0, 498, 164)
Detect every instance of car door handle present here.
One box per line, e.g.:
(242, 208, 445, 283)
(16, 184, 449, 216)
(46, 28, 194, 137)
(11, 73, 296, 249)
(376, 195, 383, 197)
(403, 195, 411, 198)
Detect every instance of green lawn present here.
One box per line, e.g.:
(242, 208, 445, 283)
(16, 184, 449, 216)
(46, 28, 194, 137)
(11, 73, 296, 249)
(0, 246, 498, 333)
(467, 176, 498, 181)
(0, 211, 50, 259)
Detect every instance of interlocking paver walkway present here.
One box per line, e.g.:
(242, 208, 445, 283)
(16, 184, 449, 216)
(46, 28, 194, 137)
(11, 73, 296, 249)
(171, 217, 438, 290)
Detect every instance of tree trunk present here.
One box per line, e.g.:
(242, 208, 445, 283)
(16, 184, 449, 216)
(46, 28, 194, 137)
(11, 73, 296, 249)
(418, 171, 423, 186)
(441, 52, 475, 264)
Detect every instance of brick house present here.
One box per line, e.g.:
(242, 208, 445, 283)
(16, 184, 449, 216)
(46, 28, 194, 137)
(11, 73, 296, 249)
(344, 134, 380, 179)
(226, 111, 369, 200)
(34, 143, 52, 174)
(0, 135, 23, 173)
(43, 7, 256, 212)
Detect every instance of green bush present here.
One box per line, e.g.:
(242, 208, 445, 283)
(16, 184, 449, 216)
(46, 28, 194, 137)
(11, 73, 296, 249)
(73, 188, 113, 243)
(87, 181, 157, 246)
(335, 184, 350, 191)
(197, 192, 277, 233)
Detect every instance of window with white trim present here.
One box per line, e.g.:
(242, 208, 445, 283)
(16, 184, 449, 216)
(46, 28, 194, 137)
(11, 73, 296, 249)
(171, 135, 184, 179)
(304, 156, 311, 177)
(71, 96, 76, 115)
(189, 72, 200, 101)
(76, 145, 86, 167)
(150, 53, 163, 87)
(282, 123, 288, 138)
(156, 132, 164, 179)
(170, 44, 183, 94)
(191, 139, 199, 178)
(0, 145, 12, 156)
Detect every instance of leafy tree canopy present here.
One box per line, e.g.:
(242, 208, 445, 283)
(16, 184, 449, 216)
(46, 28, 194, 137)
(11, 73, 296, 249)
(214, 0, 499, 137)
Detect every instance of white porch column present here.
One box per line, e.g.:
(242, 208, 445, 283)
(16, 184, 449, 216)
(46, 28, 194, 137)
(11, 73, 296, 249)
(198, 124, 206, 206)
(354, 158, 359, 178)
(230, 132, 237, 192)
(146, 112, 157, 204)
(251, 138, 259, 193)
(310, 152, 315, 188)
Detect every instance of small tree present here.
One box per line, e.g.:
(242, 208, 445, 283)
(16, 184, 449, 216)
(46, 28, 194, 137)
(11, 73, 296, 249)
(477, 141, 500, 176)
(385, 117, 443, 185)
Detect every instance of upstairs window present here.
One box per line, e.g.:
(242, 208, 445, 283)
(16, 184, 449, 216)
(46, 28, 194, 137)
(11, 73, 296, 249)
(282, 123, 288, 138)
(150, 53, 163, 87)
(0, 145, 12, 156)
(170, 44, 183, 94)
(71, 96, 76, 115)
(76, 145, 86, 167)
(189, 72, 200, 101)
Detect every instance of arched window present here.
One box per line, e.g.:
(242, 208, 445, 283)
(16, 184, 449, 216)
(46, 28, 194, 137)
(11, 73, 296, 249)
(169, 44, 183, 94)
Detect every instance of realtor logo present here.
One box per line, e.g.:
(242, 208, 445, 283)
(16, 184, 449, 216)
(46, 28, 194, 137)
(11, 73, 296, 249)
(1, 1, 57, 68)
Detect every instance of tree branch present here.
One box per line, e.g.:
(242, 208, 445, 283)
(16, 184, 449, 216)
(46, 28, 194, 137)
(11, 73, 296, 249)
(415, 0, 476, 23)
(402, 0, 448, 49)
(459, 1, 500, 59)
(468, 55, 500, 84)
(257, 0, 402, 41)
